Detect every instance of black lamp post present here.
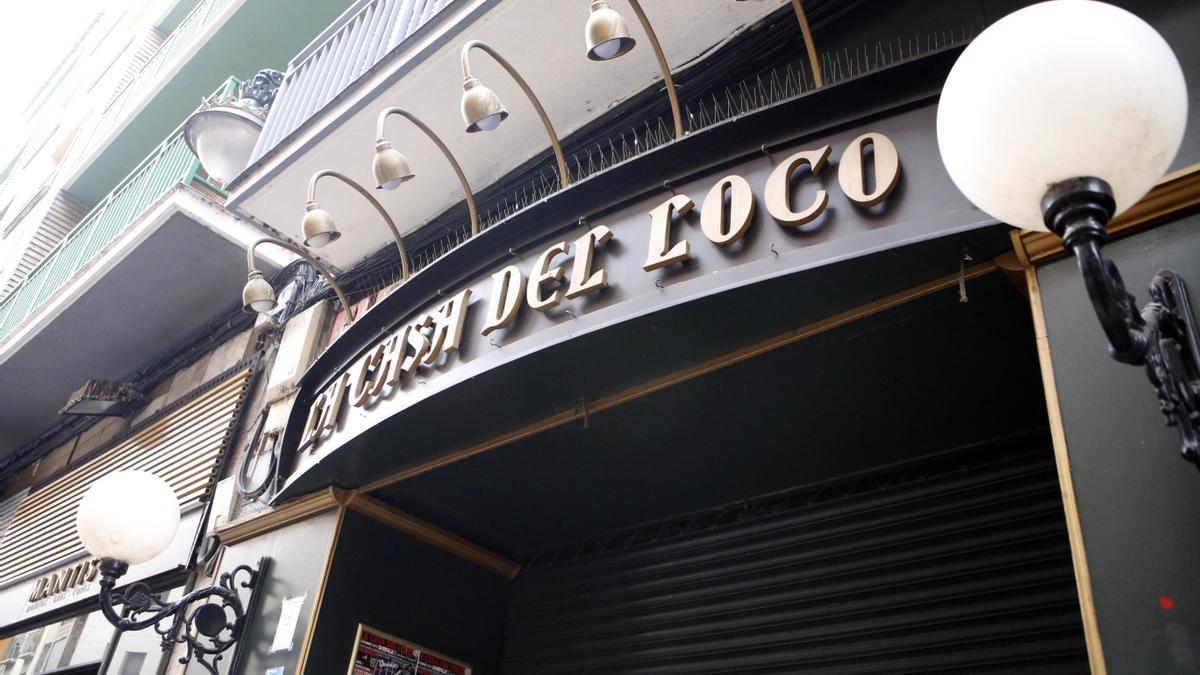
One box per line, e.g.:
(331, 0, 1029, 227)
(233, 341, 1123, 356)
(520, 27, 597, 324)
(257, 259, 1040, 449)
(76, 470, 268, 675)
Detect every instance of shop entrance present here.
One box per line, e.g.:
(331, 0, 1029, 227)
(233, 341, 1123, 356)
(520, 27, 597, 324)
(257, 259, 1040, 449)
(301, 264, 1088, 674)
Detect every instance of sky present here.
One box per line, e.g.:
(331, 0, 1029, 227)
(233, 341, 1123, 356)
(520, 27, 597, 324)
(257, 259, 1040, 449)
(0, 0, 136, 166)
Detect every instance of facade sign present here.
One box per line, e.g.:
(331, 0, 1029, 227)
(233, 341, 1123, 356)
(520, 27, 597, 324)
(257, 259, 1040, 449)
(19, 558, 100, 618)
(348, 624, 471, 675)
(300, 132, 902, 455)
(281, 106, 993, 498)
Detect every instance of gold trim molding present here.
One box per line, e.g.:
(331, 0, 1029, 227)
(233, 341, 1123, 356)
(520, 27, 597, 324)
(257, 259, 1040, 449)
(1016, 163, 1200, 265)
(217, 486, 352, 545)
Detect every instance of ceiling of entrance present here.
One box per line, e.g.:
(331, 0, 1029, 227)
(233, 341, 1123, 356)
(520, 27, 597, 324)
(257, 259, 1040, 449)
(231, 0, 794, 270)
(371, 269, 1050, 561)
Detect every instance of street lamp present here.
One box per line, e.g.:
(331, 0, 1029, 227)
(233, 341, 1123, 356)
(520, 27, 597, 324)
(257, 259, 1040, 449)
(460, 40, 570, 189)
(304, 170, 412, 280)
(244, 237, 355, 324)
(374, 108, 481, 236)
(75, 470, 268, 675)
(584, 1, 684, 139)
(936, 1, 1199, 465)
(183, 70, 283, 185)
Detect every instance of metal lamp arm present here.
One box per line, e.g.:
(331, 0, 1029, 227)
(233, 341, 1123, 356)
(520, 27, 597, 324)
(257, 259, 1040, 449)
(377, 108, 480, 236)
(620, 0, 683, 139)
(308, 170, 412, 279)
(1044, 176, 1200, 467)
(98, 566, 240, 632)
(461, 40, 570, 189)
(247, 237, 355, 321)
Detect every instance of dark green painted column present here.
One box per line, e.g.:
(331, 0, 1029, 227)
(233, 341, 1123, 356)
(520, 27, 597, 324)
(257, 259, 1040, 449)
(1037, 214, 1200, 672)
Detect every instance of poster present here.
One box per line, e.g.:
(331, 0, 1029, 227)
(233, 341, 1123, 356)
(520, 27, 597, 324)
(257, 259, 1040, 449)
(347, 624, 472, 675)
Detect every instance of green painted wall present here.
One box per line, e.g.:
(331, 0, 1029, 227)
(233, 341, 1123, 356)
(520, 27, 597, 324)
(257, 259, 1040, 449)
(69, 0, 351, 205)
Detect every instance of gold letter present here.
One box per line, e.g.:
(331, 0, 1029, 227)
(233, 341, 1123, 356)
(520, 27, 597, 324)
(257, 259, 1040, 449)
(527, 242, 569, 311)
(299, 393, 328, 452)
(700, 176, 755, 246)
(643, 194, 694, 271)
(838, 132, 900, 207)
(398, 324, 430, 376)
(765, 145, 831, 226)
(421, 289, 473, 364)
(566, 225, 614, 299)
(482, 266, 524, 336)
(351, 343, 387, 406)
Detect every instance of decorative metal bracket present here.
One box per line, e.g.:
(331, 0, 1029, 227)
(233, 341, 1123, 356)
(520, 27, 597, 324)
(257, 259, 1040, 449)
(97, 556, 270, 675)
(1043, 177, 1200, 467)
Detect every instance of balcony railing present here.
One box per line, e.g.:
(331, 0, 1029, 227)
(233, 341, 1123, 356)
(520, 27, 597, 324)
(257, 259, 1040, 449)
(0, 80, 238, 343)
(250, 0, 455, 165)
(84, 0, 236, 158)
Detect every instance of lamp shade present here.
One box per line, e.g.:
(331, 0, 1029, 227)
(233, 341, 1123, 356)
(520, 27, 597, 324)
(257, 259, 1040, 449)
(586, 1, 635, 61)
(302, 205, 340, 248)
(242, 270, 276, 313)
(76, 470, 179, 565)
(936, 0, 1187, 232)
(462, 77, 508, 133)
(373, 142, 415, 190)
(183, 106, 264, 185)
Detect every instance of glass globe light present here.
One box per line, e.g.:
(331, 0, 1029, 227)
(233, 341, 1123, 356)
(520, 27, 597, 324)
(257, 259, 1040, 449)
(183, 106, 264, 185)
(76, 470, 179, 565)
(936, 0, 1187, 232)
(462, 77, 509, 133)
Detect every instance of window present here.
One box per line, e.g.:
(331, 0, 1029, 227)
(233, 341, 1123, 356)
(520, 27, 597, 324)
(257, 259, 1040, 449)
(117, 651, 146, 675)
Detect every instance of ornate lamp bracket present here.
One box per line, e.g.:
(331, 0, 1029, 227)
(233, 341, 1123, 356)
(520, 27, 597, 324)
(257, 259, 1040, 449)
(1043, 177, 1200, 467)
(97, 556, 271, 675)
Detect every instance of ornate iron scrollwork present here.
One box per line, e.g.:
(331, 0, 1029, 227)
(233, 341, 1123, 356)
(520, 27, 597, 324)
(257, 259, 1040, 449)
(97, 557, 269, 675)
(1043, 177, 1200, 467)
(239, 69, 284, 110)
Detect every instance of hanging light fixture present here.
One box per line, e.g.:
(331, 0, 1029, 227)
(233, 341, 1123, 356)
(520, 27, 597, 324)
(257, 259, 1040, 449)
(243, 237, 355, 323)
(302, 170, 412, 280)
(183, 69, 283, 185)
(460, 40, 570, 189)
(936, 0, 1199, 466)
(583, 1, 683, 138)
(373, 107, 480, 235)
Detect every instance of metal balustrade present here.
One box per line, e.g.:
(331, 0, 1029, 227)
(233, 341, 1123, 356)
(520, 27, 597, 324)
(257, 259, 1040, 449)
(82, 0, 236, 158)
(0, 79, 238, 343)
(250, 0, 455, 164)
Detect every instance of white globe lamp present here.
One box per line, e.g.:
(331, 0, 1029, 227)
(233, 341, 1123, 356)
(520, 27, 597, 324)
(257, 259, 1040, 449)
(76, 470, 179, 566)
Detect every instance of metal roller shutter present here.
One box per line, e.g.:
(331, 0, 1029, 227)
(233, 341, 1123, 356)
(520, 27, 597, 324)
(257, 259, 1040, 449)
(501, 441, 1088, 674)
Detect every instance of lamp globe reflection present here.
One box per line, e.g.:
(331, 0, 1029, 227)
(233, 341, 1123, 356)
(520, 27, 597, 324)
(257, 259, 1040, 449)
(76, 470, 180, 566)
(301, 203, 341, 248)
(585, 1, 635, 61)
(936, 0, 1187, 232)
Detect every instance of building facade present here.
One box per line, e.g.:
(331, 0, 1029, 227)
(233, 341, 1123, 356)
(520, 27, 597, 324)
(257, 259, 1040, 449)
(1, 1, 1198, 674)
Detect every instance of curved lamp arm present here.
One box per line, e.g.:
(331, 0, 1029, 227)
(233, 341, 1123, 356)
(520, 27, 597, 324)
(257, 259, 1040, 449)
(789, 0, 823, 88)
(377, 108, 480, 236)
(247, 237, 356, 322)
(308, 170, 411, 280)
(621, 0, 684, 138)
(461, 40, 570, 189)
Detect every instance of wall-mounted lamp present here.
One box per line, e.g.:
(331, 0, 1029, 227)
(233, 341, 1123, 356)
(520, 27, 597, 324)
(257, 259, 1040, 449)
(937, 1, 1199, 465)
(374, 108, 480, 236)
(304, 170, 412, 280)
(183, 69, 283, 185)
(245, 237, 355, 323)
(75, 470, 269, 675)
(584, 0, 683, 139)
(460, 40, 570, 189)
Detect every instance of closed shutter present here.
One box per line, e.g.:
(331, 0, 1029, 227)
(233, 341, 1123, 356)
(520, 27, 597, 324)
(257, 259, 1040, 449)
(501, 443, 1088, 674)
(0, 366, 252, 585)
